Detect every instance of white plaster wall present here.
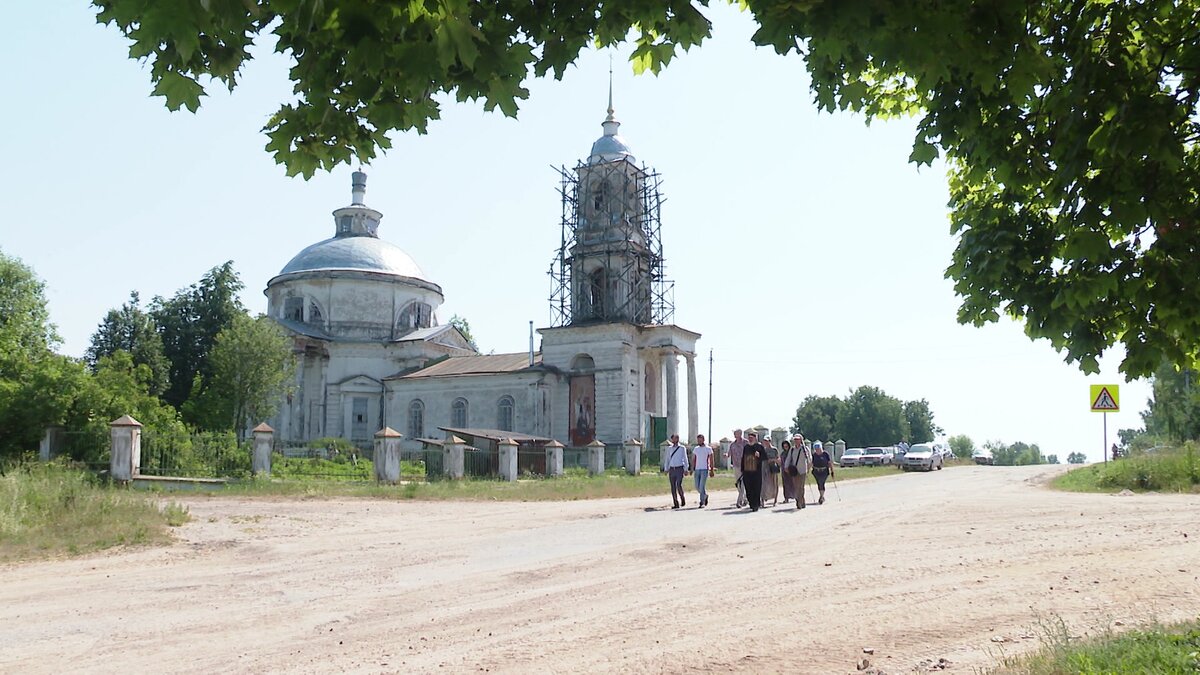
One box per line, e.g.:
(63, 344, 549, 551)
(385, 372, 553, 449)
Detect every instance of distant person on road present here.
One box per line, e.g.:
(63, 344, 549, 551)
(666, 433, 690, 509)
(762, 437, 780, 507)
(691, 434, 714, 508)
(810, 441, 833, 505)
(729, 429, 748, 508)
(785, 434, 811, 509)
(780, 440, 795, 504)
(741, 431, 766, 512)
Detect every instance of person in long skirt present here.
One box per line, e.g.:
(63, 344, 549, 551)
(741, 431, 766, 511)
(761, 437, 780, 507)
(810, 441, 834, 505)
(780, 439, 795, 503)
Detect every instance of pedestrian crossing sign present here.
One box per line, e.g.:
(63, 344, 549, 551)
(1090, 385, 1120, 412)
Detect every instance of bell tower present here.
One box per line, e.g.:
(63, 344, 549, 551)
(549, 91, 672, 327)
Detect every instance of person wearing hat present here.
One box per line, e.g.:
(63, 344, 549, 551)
(740, 431, 767, 511)
(784, 434, 811, 509)
(810, 441, 834, 505)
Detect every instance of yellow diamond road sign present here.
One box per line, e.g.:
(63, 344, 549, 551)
(1090, 384, 1120, 412)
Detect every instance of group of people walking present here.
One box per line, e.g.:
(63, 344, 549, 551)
(664, 428, 834, 512)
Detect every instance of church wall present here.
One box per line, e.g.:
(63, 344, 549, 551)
(384, 371, 554, 449)
(541, 324, 642, 446)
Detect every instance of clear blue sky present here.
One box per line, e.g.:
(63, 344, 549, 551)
(0, 3, 1149, 461)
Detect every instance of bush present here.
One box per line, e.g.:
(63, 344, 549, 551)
(1054, 442, 1200, 493)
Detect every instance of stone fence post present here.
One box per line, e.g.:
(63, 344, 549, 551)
(374, 427, 403, 484)
(771, 427, 788, 449)
(109, 415, 142, 482)
(544, 440, 564, 477)
(718, 437, 731, 470)
(444, 435, 466, 479)
(659, 439, 671, 472)
(251, 423, 274, 477)
(498, 438, 518, 482)
(40, 426, 65, 462)
(587, 439, 605, 476)
(623, 439, 642, 476)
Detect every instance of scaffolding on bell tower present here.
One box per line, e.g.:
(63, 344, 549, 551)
(548, 157, 674, 328)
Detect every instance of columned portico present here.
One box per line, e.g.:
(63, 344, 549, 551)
(686, 354, 698, 442)
(663, 350, 679, 437)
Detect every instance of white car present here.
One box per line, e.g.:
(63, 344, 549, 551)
(901, 443, 943, 471)
(839, 447, 865, 467)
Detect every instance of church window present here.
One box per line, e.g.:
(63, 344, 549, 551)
(308, 302, 323, 324)
(587, 268, 606, 319)
(398, 301, 433, 331)
(497, 396, 514, 432)
(338, 215, 352, 234)
(284, 297, 304, 322)
(451, 398, 468, 428)
(408, 400, 424, 439)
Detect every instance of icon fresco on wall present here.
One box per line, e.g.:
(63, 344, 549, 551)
(569, 374, 596, 446)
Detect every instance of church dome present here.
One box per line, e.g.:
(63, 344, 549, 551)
(279, 236, 429, 280)
(589, 131, 633, 164)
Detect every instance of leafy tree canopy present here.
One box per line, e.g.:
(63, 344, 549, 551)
(903, 399, 943, 444)
(791, 395, 844, 444)
(1141, 361, 1200, 441)
(1067, 451, 1088, 464)
(92, 0, 1200, 376)
(947, 434, 975, 459)
(183, 313, 294, 438)
(838, 386, 909, 448)
(986, 439, 1048, 466)
(0, 249, 59, 379)
(86, 291, 171, 397)
(151, 261, 245, 409)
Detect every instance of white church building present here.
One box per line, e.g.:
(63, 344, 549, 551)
(265, 103, 701, 452)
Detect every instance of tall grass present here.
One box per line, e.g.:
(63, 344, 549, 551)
(1053, 442, 1200, 493)
(989, 617, 1200, 674)
(0, 461, 189, 563)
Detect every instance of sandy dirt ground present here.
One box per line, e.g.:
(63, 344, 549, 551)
(1, 465, 1197, 674)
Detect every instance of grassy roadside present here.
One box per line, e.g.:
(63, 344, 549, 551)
(1, 462, 903, 562)
(0, 462, 189, 564)
(1051, 443, 1200, 494)
(988, 618, 1200, 674)
(205, 463, 904, 500)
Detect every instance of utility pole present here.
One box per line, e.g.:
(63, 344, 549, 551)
(707, 348, 713, 442)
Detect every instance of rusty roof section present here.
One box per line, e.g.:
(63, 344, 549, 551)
(399, 352, 542, 379)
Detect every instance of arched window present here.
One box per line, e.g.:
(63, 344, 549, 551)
(408, 400, 424, 439)
(451, 398, 468, 428)
(497, 396, 514, 432)
(587, 268, 606, 319)
(398, 301, 433, 331)
(308, 301, 323, 324)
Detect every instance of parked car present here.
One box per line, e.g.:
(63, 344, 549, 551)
(901, 443, 943, 471)
(939, 446, 957, 462)
(972, 448, 994, 465)
(839, 447, 865, 467)
(861, 447, 892, 466)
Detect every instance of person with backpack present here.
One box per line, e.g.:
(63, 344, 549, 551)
(784, 434, 812, 509)
(666, 433, 690, 509)
(741, 431, 767, 512)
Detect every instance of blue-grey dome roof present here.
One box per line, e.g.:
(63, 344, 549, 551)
(279, 236, 429, 280)
(589, 134, 634, 164)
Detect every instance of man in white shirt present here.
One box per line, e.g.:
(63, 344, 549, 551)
(665, 433, 689, 509)
(691, 434, 714, 508)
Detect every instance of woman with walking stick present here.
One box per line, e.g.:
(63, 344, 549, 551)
(810, 441, 834, 505)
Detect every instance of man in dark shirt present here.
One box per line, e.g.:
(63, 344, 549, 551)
(741, 431, 766, 511)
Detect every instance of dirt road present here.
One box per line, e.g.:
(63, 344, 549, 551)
(1, 465, 1197, 674)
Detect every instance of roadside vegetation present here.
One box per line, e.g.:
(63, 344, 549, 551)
(0, 461, 189, 563)
(988, 617, 1200, 674)
(1052, 442, 1200, 494)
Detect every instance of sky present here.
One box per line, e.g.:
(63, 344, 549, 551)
(1, 3, 1150, 461)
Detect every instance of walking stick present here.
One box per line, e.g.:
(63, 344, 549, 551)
(831, 469, 842, 502)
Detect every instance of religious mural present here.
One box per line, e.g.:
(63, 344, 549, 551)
(569, 374, 595, 447)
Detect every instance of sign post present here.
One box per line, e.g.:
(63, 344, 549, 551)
(1089, 385, 1120, 463)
